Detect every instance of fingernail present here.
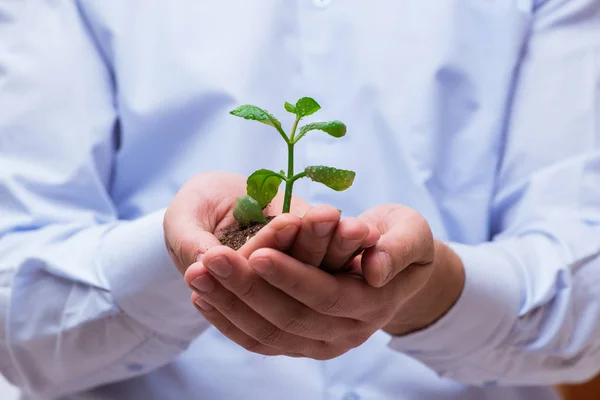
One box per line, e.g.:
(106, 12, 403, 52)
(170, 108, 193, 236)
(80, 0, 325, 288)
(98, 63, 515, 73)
(206, 256, 232, 278)
(251, 258, 274, 277)
(195, 298, 214, 311)
(190, 275, 215, 293)
(275, 224, 299, 244)
(196, 253, 204, 263)
(378, 251, 393, 285)
(314, 221, 336, 237)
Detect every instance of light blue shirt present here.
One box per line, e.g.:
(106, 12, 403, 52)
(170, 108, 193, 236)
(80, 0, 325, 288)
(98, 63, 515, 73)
(1, 1, 599, 399)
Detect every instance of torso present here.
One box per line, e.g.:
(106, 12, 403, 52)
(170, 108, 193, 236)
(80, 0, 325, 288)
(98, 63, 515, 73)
(59, 1, 558, 398)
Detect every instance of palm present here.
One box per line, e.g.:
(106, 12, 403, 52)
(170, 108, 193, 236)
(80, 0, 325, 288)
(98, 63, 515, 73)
(164, 171, 311, 275)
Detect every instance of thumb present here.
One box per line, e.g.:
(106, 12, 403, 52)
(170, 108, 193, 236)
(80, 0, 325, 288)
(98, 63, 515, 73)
(164, 172, 246, 274)
(359, 205, 434, 288)
(164, 203, 224, 275)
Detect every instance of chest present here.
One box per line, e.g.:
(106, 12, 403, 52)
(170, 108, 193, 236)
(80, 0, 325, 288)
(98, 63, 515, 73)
(84, 0, 532, 241)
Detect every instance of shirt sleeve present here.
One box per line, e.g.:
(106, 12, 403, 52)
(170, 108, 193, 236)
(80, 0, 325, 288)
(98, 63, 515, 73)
(0, 2, 208, 398)
(389, 0, 600, 386)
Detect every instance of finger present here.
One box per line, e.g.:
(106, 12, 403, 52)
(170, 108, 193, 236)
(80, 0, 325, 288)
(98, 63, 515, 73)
(288, 205, 341, 266)
(237, 213, 302, 258)
(188, 271, 336, 359)
(193, 246, 356, 342)
(165, 230, 222, 274)
(191, 292, 282, 357)
(360, 210, 434, 288)
(321, 217, 374, 272)
(249, 248, 377, 319)
(363, 222, 381, 249)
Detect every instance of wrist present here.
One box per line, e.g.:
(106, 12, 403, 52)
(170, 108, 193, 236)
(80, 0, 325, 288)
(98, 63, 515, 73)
(384, 240, 465, 336)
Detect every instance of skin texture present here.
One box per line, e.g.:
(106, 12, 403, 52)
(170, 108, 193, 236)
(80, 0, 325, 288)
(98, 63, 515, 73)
(164, 172, 465, 360)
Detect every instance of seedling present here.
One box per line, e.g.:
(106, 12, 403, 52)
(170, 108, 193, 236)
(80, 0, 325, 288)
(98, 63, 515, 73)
(229, 97, 355, 227)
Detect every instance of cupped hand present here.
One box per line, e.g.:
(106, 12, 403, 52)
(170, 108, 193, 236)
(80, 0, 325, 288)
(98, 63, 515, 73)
(163, 171, 312, 275)
(184, 204, 465, 360)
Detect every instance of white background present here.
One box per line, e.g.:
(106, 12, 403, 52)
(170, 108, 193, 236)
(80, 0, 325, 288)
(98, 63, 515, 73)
(0, 376, 18, 399)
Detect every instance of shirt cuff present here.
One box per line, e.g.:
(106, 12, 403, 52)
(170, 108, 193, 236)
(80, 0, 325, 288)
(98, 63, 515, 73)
(388, 242, 522, 366)
(100, 208, 209, 341)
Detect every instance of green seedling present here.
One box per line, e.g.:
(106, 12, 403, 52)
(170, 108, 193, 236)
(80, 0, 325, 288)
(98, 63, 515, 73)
(230, 97, 355, 227)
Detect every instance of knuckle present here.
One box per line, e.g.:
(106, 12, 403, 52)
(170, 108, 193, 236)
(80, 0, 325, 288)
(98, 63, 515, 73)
(172, 237, 186, 262)
(362, 303, 396, 324)
(315, 292, 345, 315)
(219, 294, 238, 314)
(281, 309, 312, 335)
(237, 277, 258, 301)
(317, 325, 339, 342)
(396, 243, 412, 266)
(287, 276, 304, 294)
(242, 338, 266, 353)
(344, 327, 374, 348)
(220, 319, 238, 337)
(255, 325, 284, 346)
(174, 237, 198, 266)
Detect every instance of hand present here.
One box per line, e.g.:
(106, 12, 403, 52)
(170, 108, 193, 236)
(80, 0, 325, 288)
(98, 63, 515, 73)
(355, 204, 465, 336)
(184, 204, 464, 359)
(163, 171, 312, 276)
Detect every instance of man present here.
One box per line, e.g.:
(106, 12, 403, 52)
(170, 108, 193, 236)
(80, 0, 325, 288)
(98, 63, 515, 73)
(1, 1, 599, 399)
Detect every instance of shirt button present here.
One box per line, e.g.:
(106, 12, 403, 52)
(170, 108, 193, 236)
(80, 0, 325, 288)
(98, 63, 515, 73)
(342, 392, 360, 400)
(313, 0, 332, 8)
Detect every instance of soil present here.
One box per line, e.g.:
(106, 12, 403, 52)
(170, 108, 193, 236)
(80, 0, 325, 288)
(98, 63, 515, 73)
(219, 216, 275, 250)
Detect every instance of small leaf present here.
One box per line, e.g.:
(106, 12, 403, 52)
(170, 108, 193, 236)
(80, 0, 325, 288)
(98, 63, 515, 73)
(230, 105, 282, 130)
(247, 169, 284, 209)
(305, 166, 356, 191)
(295, 120, 346, 142)
(295, 97, 321, 118)
(233, 195, 267, 227)
(284, 102, 296, 114)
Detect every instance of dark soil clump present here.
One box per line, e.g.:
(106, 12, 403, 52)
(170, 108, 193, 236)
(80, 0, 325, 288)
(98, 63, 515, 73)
(219, 216, 275, 250)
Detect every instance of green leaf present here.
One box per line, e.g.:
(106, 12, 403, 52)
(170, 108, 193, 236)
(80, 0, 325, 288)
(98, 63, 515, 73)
(304, 166, 356, 191)
(295, 97, 321, 118)
(230, 105, 282, 130)
(247, 169, 284, 209)
(284, 102, 296, 114)
(233, 195, 267, 227)
(295, 120, 347, 142)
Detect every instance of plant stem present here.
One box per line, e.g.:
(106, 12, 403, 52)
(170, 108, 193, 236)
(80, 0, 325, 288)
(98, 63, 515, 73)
(282, 142, 294, 213)
(282, 116, 301, 213)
